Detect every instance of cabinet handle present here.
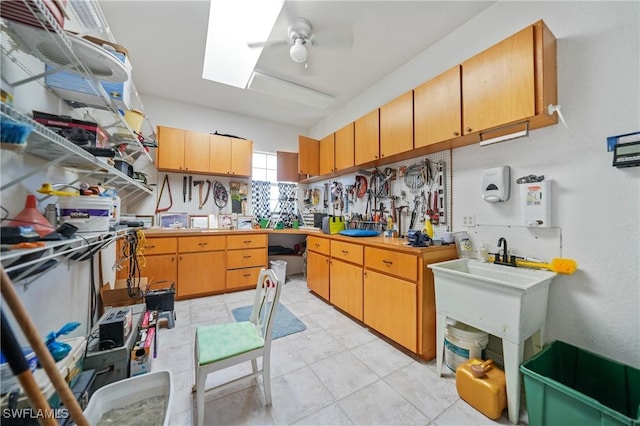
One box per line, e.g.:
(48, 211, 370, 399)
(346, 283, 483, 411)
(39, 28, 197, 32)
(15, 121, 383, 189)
(243, 255, 252, 259)
(453, 131, 460, 136)
(146, 245, 155, 249)
(466, 127, 473, 133)
(314, 243, 320, 248)
(243, 240, 252, 244)
(383, 260, 393, 266)
(243, 273, 251, 277)
(326, 259, 331, 264)
(341, 250, 349, 255)
(198, 242, 208, 246)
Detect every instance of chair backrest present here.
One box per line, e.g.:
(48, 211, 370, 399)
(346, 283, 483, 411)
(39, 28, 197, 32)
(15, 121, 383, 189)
(249, 268, 282, 343)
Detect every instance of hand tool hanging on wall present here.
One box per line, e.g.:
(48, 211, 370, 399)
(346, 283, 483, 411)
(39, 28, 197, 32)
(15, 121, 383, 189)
(188, 176, 193, 201)
(436, 161, 446, 224)
(201, 180, 212, 208)
(182, 176, 187, 203)
(193, 180, 204, 208)
(409, 196, 420, 229)
(432, 191, 440, 224)
(155, 174, 172, 213)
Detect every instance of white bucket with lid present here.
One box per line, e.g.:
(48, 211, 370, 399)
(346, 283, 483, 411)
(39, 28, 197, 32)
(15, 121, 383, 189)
(59, 196, 111, 233)
(444, 320, 489, 372)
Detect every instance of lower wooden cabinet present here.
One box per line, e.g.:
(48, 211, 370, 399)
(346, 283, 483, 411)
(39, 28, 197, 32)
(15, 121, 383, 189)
(178, 251, 225, 298)
(330, 259, 363, 321)
(306, 250, 330, 300)
(226, 234, 267, 290)
(363, 269, 417, 352)
(142, 254, 177, 286)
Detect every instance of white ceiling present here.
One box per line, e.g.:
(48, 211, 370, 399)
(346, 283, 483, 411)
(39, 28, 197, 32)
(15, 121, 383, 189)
(99, 1, 495, 129)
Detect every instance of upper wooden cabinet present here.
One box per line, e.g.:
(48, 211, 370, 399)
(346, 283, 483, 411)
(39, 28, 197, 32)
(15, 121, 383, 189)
(319, 133, 335, 175)
(156, 126, 185, 172)
(185, 130, 210, 174)
(461, 20, 557, 138)
(354, 109, 380, 166)
(414, 66, 462, 148)
(210, 134, 253, 177)
(298, 135, 320, 177)
(157, 126, 252, 176)
(380, 91, 414, 158)
(334, 122, 355, 171)
(277, 151, 301, 182)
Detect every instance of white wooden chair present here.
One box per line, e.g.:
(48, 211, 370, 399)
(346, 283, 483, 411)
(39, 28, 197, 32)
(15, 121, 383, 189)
(193, 268, 282, 426)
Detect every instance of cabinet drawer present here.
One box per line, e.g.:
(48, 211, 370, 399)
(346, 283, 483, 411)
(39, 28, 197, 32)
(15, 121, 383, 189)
(178, 235, 225, 253)
(365, 247, 418, 282)
(227, 266, 262, 289)
(331, 240, 363, 265)
(142, 237, 177, 255)
(227, 234, 267, 250)
(227, 248, 266, 269)
(307, 236, 330, 256)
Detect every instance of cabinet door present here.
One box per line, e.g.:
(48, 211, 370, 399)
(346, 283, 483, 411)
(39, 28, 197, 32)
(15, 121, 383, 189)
(414, 65, 462, 148)
(209, 134, 232, 174)
(462, 25, 535, 135)
(354, 109, 380, 165)
(364, 269, 417, 352)
(319, 133, 335, 175)
(298, 135, 319, 176)
(380, 91, 413, 158)
(307, 251, 330, 300)
(156, 126, 185, 171)
(277, 151, 300, 182)
(142, 254, 177, 286)
(177, 251, 225, 297)
(184, 130, 210, 173)
(330, 259, 363, 321)
(230, 138, 253, 176)
(334, 122, 354, 171)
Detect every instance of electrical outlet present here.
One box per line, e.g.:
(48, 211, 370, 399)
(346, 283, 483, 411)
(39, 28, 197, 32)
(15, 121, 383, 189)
(463, 215, 475, 227)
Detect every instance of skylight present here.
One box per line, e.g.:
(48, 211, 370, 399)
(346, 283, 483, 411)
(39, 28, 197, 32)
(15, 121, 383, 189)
(202, 0, 284, 89)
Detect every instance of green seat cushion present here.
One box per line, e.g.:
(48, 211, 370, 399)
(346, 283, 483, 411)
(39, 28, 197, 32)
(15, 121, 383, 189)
(197, 321, 264, 365)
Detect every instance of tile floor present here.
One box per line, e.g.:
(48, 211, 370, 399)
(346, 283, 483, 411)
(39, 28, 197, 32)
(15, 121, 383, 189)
(152, 274, 527, 426)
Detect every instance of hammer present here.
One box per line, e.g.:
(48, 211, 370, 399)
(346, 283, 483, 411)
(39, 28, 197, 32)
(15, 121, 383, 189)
(193, 180, 204, 208)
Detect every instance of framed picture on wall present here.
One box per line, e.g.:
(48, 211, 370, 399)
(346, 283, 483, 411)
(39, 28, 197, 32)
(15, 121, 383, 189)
(218, 214, 233, 229)
(208, 214, 219, 229)
(135, 215, 154, 228)
(237, 216, 254, 230)
(189, 215, 208, 229)
(159, 212, 188, 229)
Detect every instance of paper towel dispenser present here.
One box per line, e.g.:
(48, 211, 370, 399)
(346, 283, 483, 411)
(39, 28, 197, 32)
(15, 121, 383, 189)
(482, 166, 510, 203)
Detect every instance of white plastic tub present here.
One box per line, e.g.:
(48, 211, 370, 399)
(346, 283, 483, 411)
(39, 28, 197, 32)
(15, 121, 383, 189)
(59, 196, 112, 233)
(83, 370, 173, 426)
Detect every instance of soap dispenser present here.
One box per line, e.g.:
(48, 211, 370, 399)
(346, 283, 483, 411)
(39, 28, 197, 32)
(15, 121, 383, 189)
(482, 166, 510, 203)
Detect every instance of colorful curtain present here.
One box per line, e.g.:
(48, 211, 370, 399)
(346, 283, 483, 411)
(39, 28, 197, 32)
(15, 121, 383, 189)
(278, 183, 297, 227)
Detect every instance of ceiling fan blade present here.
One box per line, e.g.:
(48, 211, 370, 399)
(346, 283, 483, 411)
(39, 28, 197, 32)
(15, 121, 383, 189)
(247, 39, 288, 48)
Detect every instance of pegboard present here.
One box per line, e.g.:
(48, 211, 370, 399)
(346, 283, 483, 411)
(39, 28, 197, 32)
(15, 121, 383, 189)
(300, 150, 452, 238)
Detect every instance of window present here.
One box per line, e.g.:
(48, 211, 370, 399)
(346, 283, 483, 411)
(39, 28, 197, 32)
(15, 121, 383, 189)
(252, 151, 279, 211)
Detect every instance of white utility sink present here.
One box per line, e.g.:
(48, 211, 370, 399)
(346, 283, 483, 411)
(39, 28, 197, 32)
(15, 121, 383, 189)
(428, 258, 556, 424)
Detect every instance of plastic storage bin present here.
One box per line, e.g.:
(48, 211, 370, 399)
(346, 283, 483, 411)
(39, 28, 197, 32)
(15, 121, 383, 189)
(520, 340, 640, 426)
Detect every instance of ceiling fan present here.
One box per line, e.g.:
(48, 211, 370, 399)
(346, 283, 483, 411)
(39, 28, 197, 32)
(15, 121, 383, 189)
(248, 17, 315, 65)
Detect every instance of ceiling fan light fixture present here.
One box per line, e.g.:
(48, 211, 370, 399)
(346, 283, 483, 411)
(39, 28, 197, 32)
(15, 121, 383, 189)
(290, 38, 307, 63)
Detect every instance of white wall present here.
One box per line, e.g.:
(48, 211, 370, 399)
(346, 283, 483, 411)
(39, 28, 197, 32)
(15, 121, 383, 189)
(310, 1, 640, 368)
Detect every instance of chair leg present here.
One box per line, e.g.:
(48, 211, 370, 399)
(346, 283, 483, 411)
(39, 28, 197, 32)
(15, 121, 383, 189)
(195, 367, 207, 426)
(262, 354, 272, 405)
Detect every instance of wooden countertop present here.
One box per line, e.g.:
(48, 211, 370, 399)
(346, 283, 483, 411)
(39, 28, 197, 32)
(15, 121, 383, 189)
(143, 228, 456, 255)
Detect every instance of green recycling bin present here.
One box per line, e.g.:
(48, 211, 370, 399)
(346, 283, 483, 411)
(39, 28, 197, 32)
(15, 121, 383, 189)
(520, 340, 640, 426)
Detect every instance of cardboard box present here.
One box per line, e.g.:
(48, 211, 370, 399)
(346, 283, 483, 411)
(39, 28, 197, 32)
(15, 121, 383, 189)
(33, 110, 109, 148)
(100, 278, 146, 315)
(130, 326, 155, 377)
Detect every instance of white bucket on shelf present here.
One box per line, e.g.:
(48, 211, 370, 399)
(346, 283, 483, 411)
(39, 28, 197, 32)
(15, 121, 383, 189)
(59, 196, 111, 233)
(270, 260, 287, 283)
(444, 320, 489, 372)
